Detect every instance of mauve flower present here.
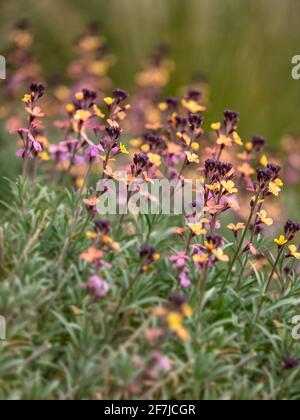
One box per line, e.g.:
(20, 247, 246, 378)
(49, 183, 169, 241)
(85, 145, 104, 163)
(83, 275, 109, 301)
(152, 351, 172, 372)
(170, 252, 189, 269)
(179, 270, 192, 288)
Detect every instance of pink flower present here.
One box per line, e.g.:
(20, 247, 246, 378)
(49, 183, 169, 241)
(152, 351, 172, 372)
(179, 270, 192, 288)
(170, 252, 189, 269)
(83, 275, 109, 301)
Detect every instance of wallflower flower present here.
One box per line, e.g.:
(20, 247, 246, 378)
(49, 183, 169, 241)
(185, 151, 199, 164)
(227, 223, 246, 235)
(274, 235, 288, 247)
(221, 180, 238, 194)
(148, 153, 162, 167)
(187, 223, 206, 236)
(257, 210, 273, 226)
(83, 275, 109, 301)
(288, 245, 300, 260)
(80, 247, 104, 262)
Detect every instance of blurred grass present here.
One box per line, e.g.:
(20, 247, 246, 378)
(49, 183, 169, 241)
(0, 0, 300, 178)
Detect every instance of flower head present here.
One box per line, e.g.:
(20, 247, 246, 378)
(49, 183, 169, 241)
(83, 275, 109, 301)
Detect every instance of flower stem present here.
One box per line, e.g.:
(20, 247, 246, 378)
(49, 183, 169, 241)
(254, 245, 286, 323)
(220, 195, 259, 300)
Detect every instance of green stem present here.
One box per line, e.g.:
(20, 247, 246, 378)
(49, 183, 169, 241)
(220, 195, 259, 300)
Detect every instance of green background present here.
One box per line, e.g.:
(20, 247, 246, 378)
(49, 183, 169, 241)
(0, 0, 300, 181)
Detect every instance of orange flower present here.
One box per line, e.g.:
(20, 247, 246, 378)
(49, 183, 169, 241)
(80, 247, 103, 263)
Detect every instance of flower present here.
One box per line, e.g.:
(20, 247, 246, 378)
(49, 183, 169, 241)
(120, 143, 129, 154)
(217, 135, 232, 147)
(257, 210, 273, 226)
(211, 122, 221, 131)
(252, 135, 266, 154)
(74, 110, 91, 122)
(268, 181, 281, 197)
(167, 312, 183, 331)
(274, 235, 288, 247)
(185, 151, 199, 164)
(169, 252, 189, 269)
(85, 145, 104, 163)
(80, 247, 104, 263)
(288, 245, 300, 259)
(283, 356, 299, 370)
(212, 248, 229, 262)
(227, 223, 246, 234)
(83, 275, 109, 301)
(104, 97, 114, 106)
(187, 223, 206, 236)
(148, 153, 162, 167)
(181, 99, 205, 113)
(221, 180, 238, 194)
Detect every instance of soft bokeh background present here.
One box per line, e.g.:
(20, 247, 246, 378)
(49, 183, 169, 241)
(0, 0, 299, 202)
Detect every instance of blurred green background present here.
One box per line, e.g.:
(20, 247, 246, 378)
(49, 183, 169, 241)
(0, 0, 300, 185)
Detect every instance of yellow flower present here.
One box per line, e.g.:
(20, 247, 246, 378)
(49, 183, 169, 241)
(22, 94, 32, 104)
(260, 154, 268, 167)
(158, 102, 168, 111)
(66, 103, 75, 113)
(120, 143, 129, 154)
(185, 151, 199, 164)
(188, 223, 207, 236)
(227, 223, 246, 233)
(191, 142, 200, 151)
(130, 138, 142, 148)
(93, 104, 105, 118)
(141, 144, 150, 153)
(289, 245, 300, 260)
(274, 235, 288, 247)
(181, 99, 206, 113)
(232, 132, 243, 146)
(268, 181, 281, 197)
(205, 182, 220, 191)
(211, 122, 221, 131)
(274, 178, 284, 187)
(217, 135, 232, 147)
(75, 91, 84, 101)
(257, 210, 273, 226)
(245, 142, 253, 152)
(204, 241, 214, 251)
(221, 180, 238, 194)
(74, 110, 91, 122)
(86, 231, 99, 240)
(167, 312, 183, 331)
(193, 254, 209, 263)
(148, 153, 162, 167)
(38, 151, 50, 161)
(104, 97, 114, 106)
(212, 248, 229, 262)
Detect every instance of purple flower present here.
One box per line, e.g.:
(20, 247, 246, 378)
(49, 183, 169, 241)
(85, 145, 103, 163)
(83, 275, 109, 301)
(283, 356, 299, 370)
